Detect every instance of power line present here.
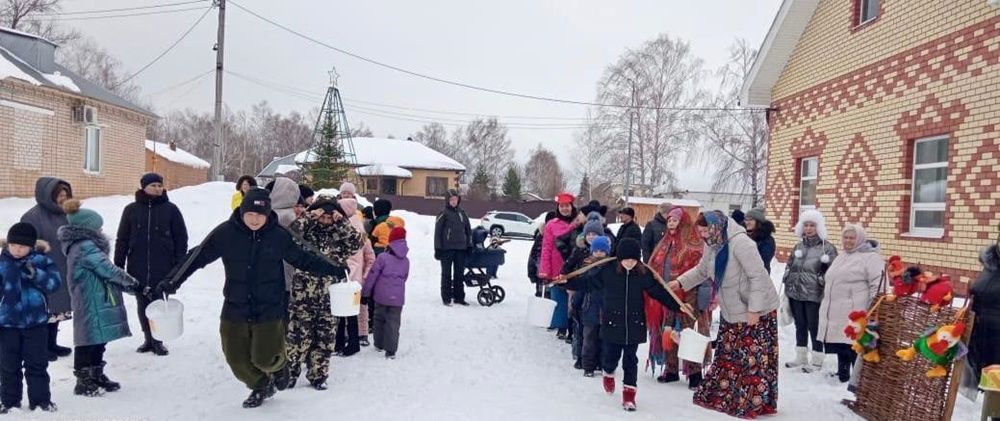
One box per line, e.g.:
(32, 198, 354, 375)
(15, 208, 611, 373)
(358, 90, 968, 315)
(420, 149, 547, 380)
(115, 7, 215, 87)
(228, 0, 764, 112)
(50, 6, 210, 21)
(41, 1, 207, 16)
(147, 69, 215, 96)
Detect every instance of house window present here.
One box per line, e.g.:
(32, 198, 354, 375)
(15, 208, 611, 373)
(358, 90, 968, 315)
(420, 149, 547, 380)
(799, 157, 818, 211)
(365, 178, 378, 193)
(910, 136, 948, 237)
(380, 177, 398, 195)
(859, 0, 879, 25)
(84, 126, 101, 173)
(426, 177, 449, 197)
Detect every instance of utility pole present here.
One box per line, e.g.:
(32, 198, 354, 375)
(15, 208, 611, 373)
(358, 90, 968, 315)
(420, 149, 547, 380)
(212, 0, 226, 181)
(624, 111, 634, 206)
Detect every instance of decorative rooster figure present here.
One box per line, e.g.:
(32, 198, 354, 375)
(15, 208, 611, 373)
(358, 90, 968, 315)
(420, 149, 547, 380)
(887, 260, 922, 301)
(919, 273, 954, 312)
(895, 323, 968, 378)
(844, 310, 881, 362)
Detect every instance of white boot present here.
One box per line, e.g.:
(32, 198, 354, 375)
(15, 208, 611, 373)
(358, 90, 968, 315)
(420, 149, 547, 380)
(803, 350, 826, 373)
(785, 347, 808, 368)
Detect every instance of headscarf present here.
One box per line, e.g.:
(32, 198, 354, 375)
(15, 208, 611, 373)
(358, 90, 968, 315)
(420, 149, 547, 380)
(702, 210, 730, 291)
(842, 223, 873, 253)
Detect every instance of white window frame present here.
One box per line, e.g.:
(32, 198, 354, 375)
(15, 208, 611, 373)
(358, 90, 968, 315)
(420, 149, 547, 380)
(799, 156, 818, 212)
(909, 135, 948, 238)
(859, 0, 879, 25)
(83, 125, 101, 174)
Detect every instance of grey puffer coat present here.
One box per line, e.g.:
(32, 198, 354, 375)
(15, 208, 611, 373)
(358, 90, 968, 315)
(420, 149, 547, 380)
(783, 236, 838, 303)
(20, 177, 73, 314)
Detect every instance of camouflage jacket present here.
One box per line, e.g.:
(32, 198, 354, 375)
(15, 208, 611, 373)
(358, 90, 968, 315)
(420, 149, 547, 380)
(289, 216, 364, 307)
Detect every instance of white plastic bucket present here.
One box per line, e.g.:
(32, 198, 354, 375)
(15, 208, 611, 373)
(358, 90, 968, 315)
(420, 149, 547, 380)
(144, 298, 184, 342)
(330, 281, 361, 317)
(526, 296, 557, 328)
(677, 328, 711, 363)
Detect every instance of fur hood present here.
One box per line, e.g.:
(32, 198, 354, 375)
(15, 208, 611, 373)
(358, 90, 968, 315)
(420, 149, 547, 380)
(57, 225, 110, 256)
(0, 239, 51, 254)
(794, 209, 829, 241)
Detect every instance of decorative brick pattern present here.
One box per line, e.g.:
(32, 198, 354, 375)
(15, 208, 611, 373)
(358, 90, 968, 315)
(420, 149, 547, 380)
(764, 0, 1000, 294)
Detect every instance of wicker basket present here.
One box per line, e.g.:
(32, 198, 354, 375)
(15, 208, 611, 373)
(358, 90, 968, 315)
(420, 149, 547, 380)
(847, 294, 968, 421)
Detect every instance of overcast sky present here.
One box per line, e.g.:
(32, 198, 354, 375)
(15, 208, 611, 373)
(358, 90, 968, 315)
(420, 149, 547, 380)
(61, 0, 781, 191)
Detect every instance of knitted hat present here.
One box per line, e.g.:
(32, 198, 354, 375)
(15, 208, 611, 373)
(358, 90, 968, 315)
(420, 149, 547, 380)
(338, 182, 357, 196)
(619, 207, 635, 218)
(7, 222, 38, 247)
(667, 207, 684, 221)
(617, 238, 641, 260)
(590, 236, 611, 255)
(746, 207, 766, 223)
(583, 212, 604, 237)
(240, 188, 272, 216)
(63, 199, 103, 231)
(140, 172, 163, 189)
(388, 226, 407, 242)
(373, 199, 393, 218)
(555, 192, 575, 205)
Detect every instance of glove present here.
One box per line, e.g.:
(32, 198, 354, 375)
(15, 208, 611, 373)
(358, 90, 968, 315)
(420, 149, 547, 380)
(329, 266, 348, 279)
(360, 296, 372, 306)
(434, 249, 443, 261)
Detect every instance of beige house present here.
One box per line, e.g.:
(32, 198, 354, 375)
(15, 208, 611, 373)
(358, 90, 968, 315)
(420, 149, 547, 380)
(260, 137, 466, 198)
(0, 27, 156, 198)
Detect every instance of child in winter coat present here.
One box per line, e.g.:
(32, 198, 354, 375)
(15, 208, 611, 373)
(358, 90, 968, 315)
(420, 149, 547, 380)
(555, 238, 689, 412)
(571, 235, 611, 378)
(286, 198, 363, 390)
(563, 213, 606, 368)
(361, 227, 409, 359)
(0, 223, 61, 413)
(56, 199, 141, 398)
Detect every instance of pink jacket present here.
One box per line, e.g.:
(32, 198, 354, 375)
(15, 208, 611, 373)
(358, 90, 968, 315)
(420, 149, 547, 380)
(340, 198, 375, 283)
(539, 218, 574, 280)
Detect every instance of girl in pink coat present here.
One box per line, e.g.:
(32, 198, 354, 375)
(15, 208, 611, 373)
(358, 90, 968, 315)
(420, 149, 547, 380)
(539, 193, 580, 335)
(338, 197, 376, 347)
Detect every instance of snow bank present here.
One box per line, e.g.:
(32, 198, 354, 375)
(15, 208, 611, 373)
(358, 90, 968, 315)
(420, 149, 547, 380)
(356, 164, 413, 178)
(42, 71, 80, 92)
(0, 48, 40, 85)
(0, 183, 983, 420)
(297, 137, 466, 171)
(145, 140, 211, 169)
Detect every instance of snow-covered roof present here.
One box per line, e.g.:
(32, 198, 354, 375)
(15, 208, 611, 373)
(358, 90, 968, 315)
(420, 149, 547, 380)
(145, 140, 210, 169)
(739, 0, 821, 107)
(295, 137, 466, 172)
(356, 164, 413, 178)
(623, 196, 702, 208)
(0, 27, 56, 46)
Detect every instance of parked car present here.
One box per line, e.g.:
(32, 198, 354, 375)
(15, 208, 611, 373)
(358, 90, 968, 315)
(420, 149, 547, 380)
(481, 211, 535, 238)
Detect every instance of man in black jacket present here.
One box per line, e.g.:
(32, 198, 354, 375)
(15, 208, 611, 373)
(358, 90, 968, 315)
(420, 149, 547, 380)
(150, 188, 348, 409)
(616, 207, 642, 244)
(433, 190, 472, 306)
(640, 202, 672, 263)
(114, 173, 188, 356)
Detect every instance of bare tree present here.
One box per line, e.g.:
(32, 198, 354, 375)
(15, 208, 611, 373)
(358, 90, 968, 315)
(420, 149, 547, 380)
(59, 38, 143, 102)
(523, 144, 565, 200)
(571, 119, 612, 196)
(350, 121, 373, 138)
(595, 34, 704, 195)
(410, 122, 452, 153)
(451, 117, 513, 188)
(1, 1, 80, 45)
(694, 39, 768, 207)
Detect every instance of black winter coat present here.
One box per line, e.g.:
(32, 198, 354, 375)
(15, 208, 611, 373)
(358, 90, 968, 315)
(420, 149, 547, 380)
(749, 220, 777, 273)
(641, 214, 667, 263)
(114, 190, 188, 285)
(616, 221, 642, 245)
(434, 205, 472, 251)
(527, 230, 543, 282)
(564, 263, 680, 345)
(166, 209, 347, 322)
(969, 245, 1000, 383)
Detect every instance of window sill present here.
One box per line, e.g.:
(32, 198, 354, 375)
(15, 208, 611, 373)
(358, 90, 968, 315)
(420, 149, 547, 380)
(83, 169, 101, 176)
(852, 16, 881, 33)
(901, 231, 945, 240)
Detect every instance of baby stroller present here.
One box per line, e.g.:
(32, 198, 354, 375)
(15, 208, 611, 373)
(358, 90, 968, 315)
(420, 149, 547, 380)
(465, 226, 507, 306)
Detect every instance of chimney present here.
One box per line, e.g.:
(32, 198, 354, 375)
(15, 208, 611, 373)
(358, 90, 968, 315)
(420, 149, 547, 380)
(0, 28, 57, 72)
(168, 141, 177, 151)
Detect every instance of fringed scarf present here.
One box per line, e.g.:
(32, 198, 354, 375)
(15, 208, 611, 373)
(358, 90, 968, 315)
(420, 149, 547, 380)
(703, 210, 730, 292)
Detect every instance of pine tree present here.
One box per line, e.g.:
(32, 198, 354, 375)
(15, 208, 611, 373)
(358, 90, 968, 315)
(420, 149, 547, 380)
(578, 173, 592, 202)
(470, 167, 492, 200)
(304, 116, 351, 189)
(502, 165, 522, 201)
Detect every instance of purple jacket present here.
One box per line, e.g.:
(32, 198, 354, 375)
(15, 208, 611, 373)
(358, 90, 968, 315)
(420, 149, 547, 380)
(362, 239, 409, 307)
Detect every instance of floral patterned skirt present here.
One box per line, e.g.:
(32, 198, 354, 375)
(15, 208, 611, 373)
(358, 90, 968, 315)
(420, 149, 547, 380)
(693, 311, 778, 419)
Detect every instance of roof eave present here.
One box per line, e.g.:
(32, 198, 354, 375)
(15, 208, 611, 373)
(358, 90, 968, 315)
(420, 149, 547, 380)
(739, 0, 821, 108)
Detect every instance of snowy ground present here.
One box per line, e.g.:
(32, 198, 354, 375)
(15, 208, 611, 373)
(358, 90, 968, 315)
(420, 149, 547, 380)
(0, 182, 981, 420)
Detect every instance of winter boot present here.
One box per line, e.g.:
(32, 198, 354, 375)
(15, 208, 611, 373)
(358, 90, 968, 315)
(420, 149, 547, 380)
(242, 381, 276, 409)
(30, 401, 58, 412)
(73, 368, 104, 397)
(136, 341, 154, 353)
(803, 351, 826, 373)
(48, 324, 72, 358)
(0, 403, 19, 414)
(94, 362, 121, 392)
(785, 347, 808, 368)
(556, 329, 567, 340)
(359, 336, 370, 347)
(622, 385, 637, 412)
(453, 300, 470, 306)
(573, 359, 583, 370)
(149, 341, 169, 356)
(273, 363, 292, 391)
(835, 353, 852, 383)
(310, 377, 328, 391)
(657, 372, 680, 383)
(688, 372, 703, 390)
(584, 370, 595, 378)
(603, 373, 615, 395)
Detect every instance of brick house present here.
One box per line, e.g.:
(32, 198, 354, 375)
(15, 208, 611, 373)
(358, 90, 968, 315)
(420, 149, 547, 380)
(259, 137, 466, 198)
(0, 27, 155, 198)
(145, 140, 210, 190)
(741, 0, 1000, 293)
